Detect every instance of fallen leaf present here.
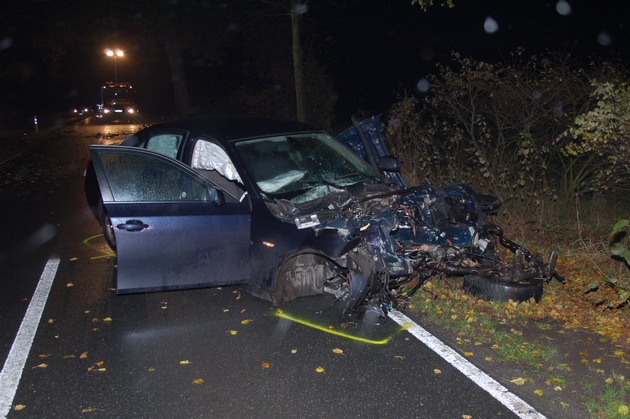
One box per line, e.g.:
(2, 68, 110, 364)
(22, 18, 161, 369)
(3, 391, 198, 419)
(434, 369, 442, 374)
(81, 408, 104, 413)
(241, 319, 252, 325)
(614, 351, 626, 357)
(179, 360, 191, 365)
(148, 368, 155, 372)
(222, 308, 229, 312)
(332, 348, 344, 355)
(315, 367, 325, 373)
(47, 319, 54, 324)
(534, 389, 543, 396)
(38, 354, 50, 359)
(103, 317, 112, 322)
(240, 309, 246, 314)
(560, 401, 569, 409)
(393, 355, 404, 360)
(14, 404, 26, 411)
(463, 351, 474, 357)
(227, 330, 238, 335)
(592, 358, 602, 363)
(510, 377, 528, 386)
(554, 386, 563, 391)
(261, 362, 270, 369)
(462, 415, 472, 419)
(605, 377, 614, 385)
(192, 378, 204, 385)
(66, 282, 74, 287)
(618, 405, 628, 415)
(32, 363, 47, 369)
(291, 348, 298, 354)
(70, 257, 78, 262)
(63, 355, 75, 359)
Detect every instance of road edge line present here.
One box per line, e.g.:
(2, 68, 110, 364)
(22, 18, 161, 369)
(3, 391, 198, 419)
(388, 309, 546, 419)
(0, 257, 60, 417)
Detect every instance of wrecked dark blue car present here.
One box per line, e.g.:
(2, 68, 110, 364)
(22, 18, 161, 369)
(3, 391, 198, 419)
(86, 115, 562, 318)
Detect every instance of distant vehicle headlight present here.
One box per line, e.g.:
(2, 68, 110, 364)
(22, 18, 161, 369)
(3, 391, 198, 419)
(127, 108, 135, 114)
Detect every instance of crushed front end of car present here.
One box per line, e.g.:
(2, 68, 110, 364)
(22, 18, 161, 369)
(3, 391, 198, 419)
(237, 117, 564, 319)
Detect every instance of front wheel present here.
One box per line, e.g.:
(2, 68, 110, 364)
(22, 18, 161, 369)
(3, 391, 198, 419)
(463, 274, 543, 302)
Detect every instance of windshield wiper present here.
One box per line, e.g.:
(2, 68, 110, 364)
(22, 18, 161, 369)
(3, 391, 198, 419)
(335, 171, 380, 185)
(298, 178, 344, 189)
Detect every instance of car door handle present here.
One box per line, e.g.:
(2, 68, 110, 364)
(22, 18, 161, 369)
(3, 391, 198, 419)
(117, 220, 149, 232)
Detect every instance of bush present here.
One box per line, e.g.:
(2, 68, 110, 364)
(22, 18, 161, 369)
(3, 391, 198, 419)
(383, 50, 627, 226)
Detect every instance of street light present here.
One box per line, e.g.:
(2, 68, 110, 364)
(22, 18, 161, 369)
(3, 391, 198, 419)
(105, 49, 124, 84)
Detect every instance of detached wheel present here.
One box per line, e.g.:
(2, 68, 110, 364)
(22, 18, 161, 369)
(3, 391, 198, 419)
(463, 275, 543, 303)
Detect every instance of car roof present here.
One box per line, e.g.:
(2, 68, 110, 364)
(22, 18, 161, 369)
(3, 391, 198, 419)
(147, 115, 321, 143)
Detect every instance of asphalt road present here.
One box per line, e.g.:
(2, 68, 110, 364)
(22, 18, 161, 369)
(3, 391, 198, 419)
(0, 116, 534, 418)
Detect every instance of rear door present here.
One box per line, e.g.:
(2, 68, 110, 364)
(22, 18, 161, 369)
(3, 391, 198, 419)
(89, 145, 251, 294)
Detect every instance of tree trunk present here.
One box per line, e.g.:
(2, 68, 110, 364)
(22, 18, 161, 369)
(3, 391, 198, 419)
(163, 32, 191, 117)
(291, 0, 305, 122)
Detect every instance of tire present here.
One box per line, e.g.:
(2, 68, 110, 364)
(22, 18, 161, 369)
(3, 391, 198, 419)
(84, 161, 100, 219)
(463, 274, 543, 303)
(98, 200, 117, 251)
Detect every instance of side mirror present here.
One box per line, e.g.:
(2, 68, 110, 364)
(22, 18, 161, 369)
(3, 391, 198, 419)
(378, 156, 401, 172)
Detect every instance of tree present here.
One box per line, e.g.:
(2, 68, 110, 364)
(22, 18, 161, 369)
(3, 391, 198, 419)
(410, 0, 456, 11)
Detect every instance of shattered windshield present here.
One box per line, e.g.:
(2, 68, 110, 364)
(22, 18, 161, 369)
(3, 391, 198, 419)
(234, 133, 383, 203)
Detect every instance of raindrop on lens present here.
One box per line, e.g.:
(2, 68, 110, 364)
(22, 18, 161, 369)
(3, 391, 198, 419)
(597, 31, 612, 46)
(416, 78, 431, 93)
(0, 36, 13, 51)
(484, 17, 499, 34)
(555, 0, 572, 16)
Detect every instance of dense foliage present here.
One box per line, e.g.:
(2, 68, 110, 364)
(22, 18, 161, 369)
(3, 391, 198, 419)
(384, 51, 628, 214)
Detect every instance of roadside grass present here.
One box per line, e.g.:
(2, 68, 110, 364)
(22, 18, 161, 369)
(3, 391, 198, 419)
(585, 372, 630, 418)
(405, 279, 563, 371)
(403, 247, 630, 418)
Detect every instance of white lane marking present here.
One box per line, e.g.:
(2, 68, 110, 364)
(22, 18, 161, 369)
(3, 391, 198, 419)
(0, 257, 60, 417)
(388, 309, 546, 419)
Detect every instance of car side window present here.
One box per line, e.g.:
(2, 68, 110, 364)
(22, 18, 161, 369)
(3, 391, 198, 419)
(99, 151, 211, 202)
(144, 133, 183, 159)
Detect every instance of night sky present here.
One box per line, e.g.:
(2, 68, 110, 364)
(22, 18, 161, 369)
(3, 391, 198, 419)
(320, 0, 629, 119)
(1, 0, 628, 126)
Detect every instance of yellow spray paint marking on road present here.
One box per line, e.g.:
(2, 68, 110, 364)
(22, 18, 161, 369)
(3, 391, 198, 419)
(82, 234, 116, 259)
(275, 309, 410, 345)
